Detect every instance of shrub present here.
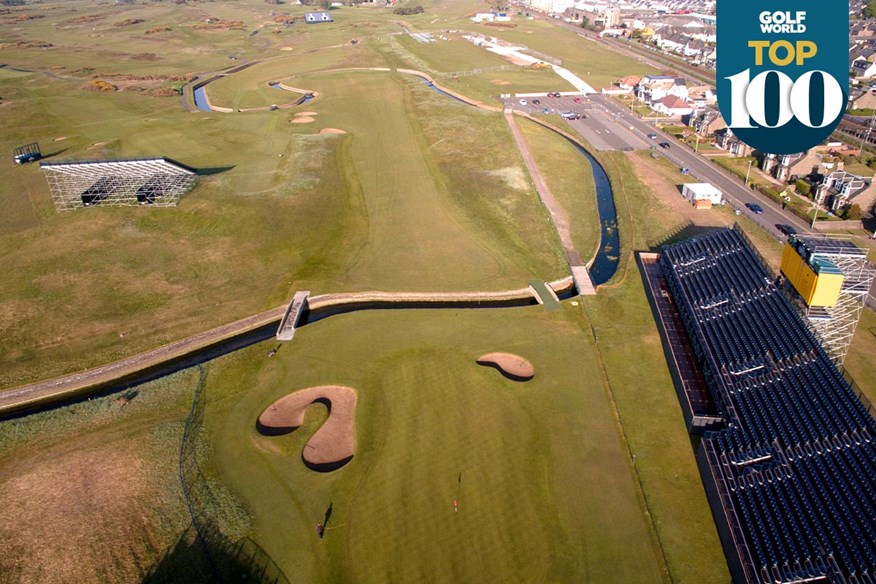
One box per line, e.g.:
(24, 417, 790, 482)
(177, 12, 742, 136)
(795, 178, 811, 196)
(81, 79, 117, 92)
(393, 5, 424, 14)
(844, 204, 863, 220)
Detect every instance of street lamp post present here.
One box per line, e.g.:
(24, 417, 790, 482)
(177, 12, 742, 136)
(811, 186, 823, 229)
(745, 159, 753, 189)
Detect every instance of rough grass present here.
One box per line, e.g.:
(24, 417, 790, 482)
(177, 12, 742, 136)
(463, 17, 657, 92)
(517, 117, 601, 263)
(0, 371, 197, 583)
(207, 306, 666, 584)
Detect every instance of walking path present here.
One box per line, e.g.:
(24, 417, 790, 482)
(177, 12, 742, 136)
(0, 279, 575, 417)
(504, 109, 596, 295)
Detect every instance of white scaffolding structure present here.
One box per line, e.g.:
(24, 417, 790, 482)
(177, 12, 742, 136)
(782, 235, 876, 366)
(41, 158, 197, 211)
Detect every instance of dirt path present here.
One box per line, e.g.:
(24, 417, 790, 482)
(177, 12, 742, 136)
(504, 111, 595, 294)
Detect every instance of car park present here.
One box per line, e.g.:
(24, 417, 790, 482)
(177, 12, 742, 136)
(746, 203, 764, 214)
(658, 141, 670, 149)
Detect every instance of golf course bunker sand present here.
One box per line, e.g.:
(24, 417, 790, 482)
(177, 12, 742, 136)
(477, 352, 535, 381)
(257, 385, 357, 472)
(319, 128, 347, 134)
(296, 111, 317, 116)
(290, 116, 315, 124)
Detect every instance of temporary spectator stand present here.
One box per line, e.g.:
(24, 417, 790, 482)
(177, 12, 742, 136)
(40, 157, 197, 211)
(646, 227, 876, 584)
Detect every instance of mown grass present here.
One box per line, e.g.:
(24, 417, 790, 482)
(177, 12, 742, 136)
(206, 306, 666, 584)
(0, 42, 564, 388)
(580, 150, 731, 582)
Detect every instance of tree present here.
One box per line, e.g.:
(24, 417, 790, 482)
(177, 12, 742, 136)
(485, 0, 508, 13)
(846, 204, 863, 221)
(579, 16, 590, 29)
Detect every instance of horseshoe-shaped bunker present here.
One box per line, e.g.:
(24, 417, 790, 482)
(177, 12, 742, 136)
(257, 385, 357, 472)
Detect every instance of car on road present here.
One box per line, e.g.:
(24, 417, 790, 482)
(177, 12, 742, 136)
(647, 133, 657, 140)
(680, 167, 690, 175)
(532, 99, 540, 105)
(519, 99, 527, 105)
(746, 203, 764, 214)
(573, 97, 582, 103)
(548, 92, 560, 97)
(776, 223, 797, 236)
(658, 141, 670, 149)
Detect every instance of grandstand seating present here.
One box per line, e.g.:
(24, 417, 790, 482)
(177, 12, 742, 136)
(660, 228, 876, 583)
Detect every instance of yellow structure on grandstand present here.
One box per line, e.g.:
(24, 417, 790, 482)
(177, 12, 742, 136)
(781, 242, 843, 307)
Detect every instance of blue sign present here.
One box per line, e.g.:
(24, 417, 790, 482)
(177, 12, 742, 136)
(717, 2, 848, 155)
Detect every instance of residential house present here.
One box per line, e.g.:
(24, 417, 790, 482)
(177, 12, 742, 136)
(652, 95, 693, 117)
(688, 107, 726, 137)
(636, 75, 687, 104)
(849, 88, 876, 111)
(714, 128, 752, 157)
(687, 85, 717, 106)
(815, 171, 871, 211)
(761, 150, 831, 183)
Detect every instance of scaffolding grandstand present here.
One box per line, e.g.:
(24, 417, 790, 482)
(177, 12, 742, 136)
(656, 228, 876, 584)
(41, 157, 197, 211)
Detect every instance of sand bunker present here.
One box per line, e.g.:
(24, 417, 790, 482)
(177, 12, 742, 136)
(295, 111, 317, 116)
(319, 128, 347, 134)
(257, 385, 357, 472)
(477, 352, 535, 381)
(290, 116, 315, 124)
(490, 79, 511, 85)
(86, 141, 107, 150)
(53, 136, 67, 142)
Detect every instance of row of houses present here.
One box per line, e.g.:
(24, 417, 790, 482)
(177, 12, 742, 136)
(605, 74, 716, 117)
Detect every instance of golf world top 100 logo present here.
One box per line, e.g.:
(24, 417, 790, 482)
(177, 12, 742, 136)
(717, 2, 848, 155)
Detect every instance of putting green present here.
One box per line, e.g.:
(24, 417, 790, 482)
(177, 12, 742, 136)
(208, 306, 665, 583)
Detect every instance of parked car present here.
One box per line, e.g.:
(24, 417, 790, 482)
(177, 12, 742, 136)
(519, 99, 527, 105)
(776, 223, 797, 235)
(647, 133, 657, 140)
(532, 99, 541, 105)
(680, 167, 690, 175)
(658, 141, 670, 149)
(573, 97, 582, 103)
(746, 203, 764, 214)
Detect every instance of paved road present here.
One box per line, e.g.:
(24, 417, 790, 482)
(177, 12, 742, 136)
(502, 95, 647, 151)
(589, 94, 813, 236)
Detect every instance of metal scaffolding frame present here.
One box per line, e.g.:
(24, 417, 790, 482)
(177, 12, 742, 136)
(41, 157, 197, 211)
(782, 235, 876, 366)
